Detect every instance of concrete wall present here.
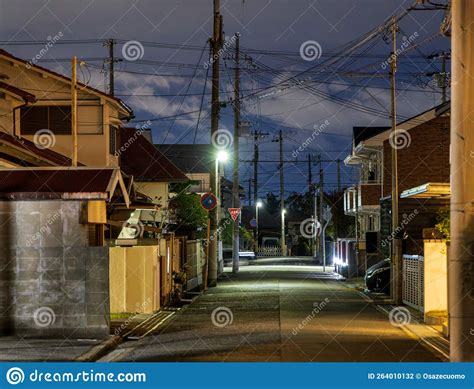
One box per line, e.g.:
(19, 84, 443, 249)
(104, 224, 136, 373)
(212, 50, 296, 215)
(424, 240, 448, 321)
(0, 200, 110, 338)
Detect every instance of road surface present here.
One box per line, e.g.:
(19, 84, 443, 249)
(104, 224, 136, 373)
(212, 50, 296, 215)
(103, 257, 441, 362)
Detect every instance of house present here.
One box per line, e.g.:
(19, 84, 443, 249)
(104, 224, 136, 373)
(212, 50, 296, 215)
(154, 144, 214, 193)
(343, 104, 450, 274)
(342, 102, 450, 322)
(0, 49, 133, 167)
(116, 127, 188, 231)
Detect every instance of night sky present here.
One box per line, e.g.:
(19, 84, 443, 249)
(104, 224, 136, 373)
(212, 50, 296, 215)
(0, 0, 450, 200)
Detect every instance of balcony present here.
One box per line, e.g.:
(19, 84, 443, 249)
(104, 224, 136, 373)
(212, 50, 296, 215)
(344, 182, 382, 216)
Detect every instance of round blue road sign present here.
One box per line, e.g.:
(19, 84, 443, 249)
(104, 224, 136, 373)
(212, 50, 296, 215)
(250, 218, 257, 228)
(200, 192, 218, 211)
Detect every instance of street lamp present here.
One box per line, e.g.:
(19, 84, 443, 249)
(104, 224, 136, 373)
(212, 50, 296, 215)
(255, 201, 263, 255)
(281, 209, 286, 256)
(215, 150, 229, 203)
(215, 150, 229, 262)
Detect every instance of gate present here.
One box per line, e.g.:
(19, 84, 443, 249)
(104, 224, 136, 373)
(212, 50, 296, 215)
(402, 255, 424, 312)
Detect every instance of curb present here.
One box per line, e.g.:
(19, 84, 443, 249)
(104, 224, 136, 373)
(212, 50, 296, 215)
(75, 335, 123, 362)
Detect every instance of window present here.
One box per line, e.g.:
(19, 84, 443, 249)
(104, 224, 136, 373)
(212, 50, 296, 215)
(20, 106, 71, 135)
(109, 125, 119, 156)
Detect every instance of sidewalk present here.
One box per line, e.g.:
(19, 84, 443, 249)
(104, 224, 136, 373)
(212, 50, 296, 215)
(345, 277, 449, 360)
(0, 337, 107, 361)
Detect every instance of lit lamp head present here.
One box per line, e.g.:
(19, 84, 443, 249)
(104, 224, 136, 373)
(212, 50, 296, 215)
(216, 150, 229, 162)
(256, 201, 263, 208)
(282, 209, 287, 215)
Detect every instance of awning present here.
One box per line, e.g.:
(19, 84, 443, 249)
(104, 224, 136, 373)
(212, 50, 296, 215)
(400, 182, 450, 199)
(0, 167, 130, 206)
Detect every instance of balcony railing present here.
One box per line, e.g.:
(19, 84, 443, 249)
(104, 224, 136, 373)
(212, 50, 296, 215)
(344, 182, 382, 214)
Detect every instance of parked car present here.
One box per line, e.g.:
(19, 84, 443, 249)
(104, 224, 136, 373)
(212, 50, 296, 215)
(365, 258, 391, 293)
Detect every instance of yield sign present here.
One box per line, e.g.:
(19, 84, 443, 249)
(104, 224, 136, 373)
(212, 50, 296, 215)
(228, 208, 241, 221)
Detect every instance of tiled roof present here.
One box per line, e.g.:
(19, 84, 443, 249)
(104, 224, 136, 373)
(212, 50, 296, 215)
(0, 49, 133, 118)
(0, 167, 126, 201)
(0, 131, 75, 166)
(119, 127, 188, 182)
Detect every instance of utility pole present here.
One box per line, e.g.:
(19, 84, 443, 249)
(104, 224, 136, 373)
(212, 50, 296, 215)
(319, 164, 324, 263)
(313, 182, 318, 259)
(253, 131, 259, 207)
(71, 56, 78, 167)
(244, 178, 252, 206)
(449, 0, 474, 362)
(428, 51, 451, 104)
(337, 158, 341, 192)
(389, 15, 402, 305)
(278, 130, 285, 255)
(208, 0, 223, 287)
(105, 39, 115, 96)
(439, 51, 449, 104)
(307, 154, 312, 194)
(232, 32, 240, 274)
(252, 131, 269, 204)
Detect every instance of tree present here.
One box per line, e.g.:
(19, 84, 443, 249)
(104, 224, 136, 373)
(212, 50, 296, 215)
(265, 192, 280, 214)
(325, 190, 355, 239)
(169, 192, 208, 238)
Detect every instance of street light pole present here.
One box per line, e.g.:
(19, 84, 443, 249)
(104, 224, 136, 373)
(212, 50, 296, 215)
(209, 0, 223, 287)
(232, 32, 240, 274)
(256, 201, 262, 255)
(281, 209, 286, 256)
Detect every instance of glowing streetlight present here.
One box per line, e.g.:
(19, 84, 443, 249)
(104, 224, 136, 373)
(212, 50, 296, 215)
(216, 150, 228, 162)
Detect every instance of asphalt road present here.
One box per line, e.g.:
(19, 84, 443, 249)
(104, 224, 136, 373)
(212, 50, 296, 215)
(103, 257, 441, 362)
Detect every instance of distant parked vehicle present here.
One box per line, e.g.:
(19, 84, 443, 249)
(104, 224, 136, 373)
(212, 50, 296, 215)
(365, 258, 391, 293)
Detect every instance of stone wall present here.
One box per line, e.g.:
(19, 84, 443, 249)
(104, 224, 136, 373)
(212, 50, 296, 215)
(0, 200, 109, 338)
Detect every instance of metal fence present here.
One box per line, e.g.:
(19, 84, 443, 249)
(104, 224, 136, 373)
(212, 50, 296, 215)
(257, 246, 282, 257)
(402, 255, 424, 312)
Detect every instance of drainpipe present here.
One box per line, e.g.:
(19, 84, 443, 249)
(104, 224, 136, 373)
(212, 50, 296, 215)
(449, 0, 474, 362)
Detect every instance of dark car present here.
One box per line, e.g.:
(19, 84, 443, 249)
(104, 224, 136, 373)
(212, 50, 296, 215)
(365, 258, 391, 293)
